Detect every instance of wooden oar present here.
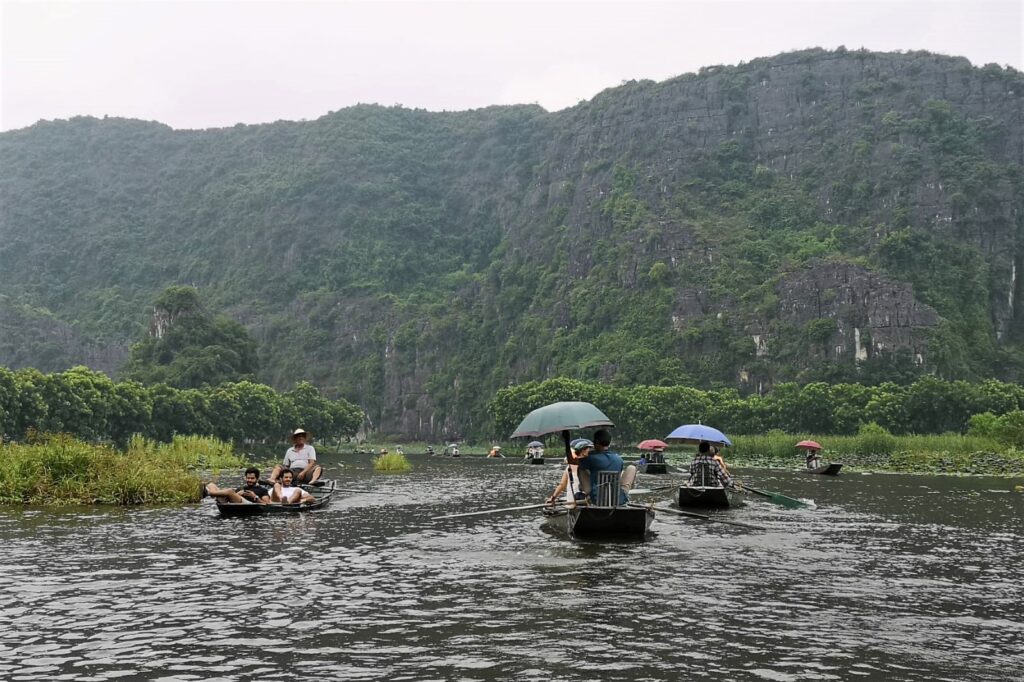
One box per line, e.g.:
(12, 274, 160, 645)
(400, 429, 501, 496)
(738, 485, 812, 509)
(628, 503, 766, 530)
(432, 502, 565, 520)
(626, 485, 679, 496)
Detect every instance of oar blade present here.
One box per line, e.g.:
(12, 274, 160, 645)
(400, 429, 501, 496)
(742, 485, 814, 509)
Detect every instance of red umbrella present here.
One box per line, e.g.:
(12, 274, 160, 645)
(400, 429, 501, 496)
(796, 440, 822, 450)
(638, 439, 668, 451)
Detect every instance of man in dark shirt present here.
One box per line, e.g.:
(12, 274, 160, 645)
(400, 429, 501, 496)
(203, 467, 271, 504)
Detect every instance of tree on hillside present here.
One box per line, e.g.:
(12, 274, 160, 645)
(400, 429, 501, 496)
(123, 287, 258, 389)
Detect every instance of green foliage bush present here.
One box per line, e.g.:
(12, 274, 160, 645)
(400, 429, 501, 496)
(855, 422, 896, 454)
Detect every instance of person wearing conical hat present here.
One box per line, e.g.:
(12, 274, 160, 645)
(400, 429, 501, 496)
(269, 428, 322, 485)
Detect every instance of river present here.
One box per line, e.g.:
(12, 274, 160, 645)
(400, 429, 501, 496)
(1, 454, 1021, 681)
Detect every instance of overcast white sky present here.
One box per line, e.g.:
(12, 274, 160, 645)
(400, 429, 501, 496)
(1, 0, 1021, 132)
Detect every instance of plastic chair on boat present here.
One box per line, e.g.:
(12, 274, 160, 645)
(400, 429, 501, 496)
(596, 471, 621, 507)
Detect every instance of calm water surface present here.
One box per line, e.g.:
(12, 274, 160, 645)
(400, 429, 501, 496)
(1, 455, 1021, 681)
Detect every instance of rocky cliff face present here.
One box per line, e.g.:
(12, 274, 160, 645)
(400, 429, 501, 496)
(1, 48, 1021, 438)
(0, 298, 126, 374)
(773, 260, 940, 361)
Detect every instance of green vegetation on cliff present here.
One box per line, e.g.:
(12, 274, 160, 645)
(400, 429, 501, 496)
(124, 286, 258, 388)
(1, 48, 1022, 437)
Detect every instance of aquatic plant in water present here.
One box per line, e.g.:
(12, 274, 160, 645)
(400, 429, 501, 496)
(0, 433, 246, 505)
(374, 453, 412, 472)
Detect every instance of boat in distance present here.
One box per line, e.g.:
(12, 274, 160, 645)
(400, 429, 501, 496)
(805, 462, 843, 475)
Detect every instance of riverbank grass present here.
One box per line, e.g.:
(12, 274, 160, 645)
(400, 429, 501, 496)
(0, 434, 245, 505)
(726, 429, 1024, 475)
(374, 452, 412, 472)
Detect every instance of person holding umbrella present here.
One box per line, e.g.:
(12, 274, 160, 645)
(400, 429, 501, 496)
(545, 439, 588, 505)
(797, 440, 823, 468)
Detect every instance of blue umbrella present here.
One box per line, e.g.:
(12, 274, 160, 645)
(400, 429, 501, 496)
(665, 424, 732, 447)
(527, 441, 544, 448)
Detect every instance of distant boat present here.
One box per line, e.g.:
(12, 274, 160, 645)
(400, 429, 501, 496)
(805, 462, 843, 476)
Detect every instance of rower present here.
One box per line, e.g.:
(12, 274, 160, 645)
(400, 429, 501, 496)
(487, 445, 503, 458)
(806, 448, 822, 469)
(269, 428, 323, 484)
(545, 440, 589, 505)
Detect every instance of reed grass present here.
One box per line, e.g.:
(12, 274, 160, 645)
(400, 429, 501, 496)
(373, 452, 412, 472)
(723, 429, 1024, 475)
(0, 433, 246, 505)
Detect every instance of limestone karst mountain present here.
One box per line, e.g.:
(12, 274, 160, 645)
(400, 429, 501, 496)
(1, 48, 1021, 437)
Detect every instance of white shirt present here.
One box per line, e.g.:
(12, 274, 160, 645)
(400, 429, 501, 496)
(277, 485, 300, 501)
(564, 464, 580, 503)
(283, 444, 316, 469)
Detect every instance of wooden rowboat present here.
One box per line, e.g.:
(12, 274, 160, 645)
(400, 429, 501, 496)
(216, 480, 337, 517)
(805, 462, 843, 476)
(677, 485, 742, 509)
(638, 451, 669, 474)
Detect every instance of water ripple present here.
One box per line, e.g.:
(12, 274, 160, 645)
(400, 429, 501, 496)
(0, 458, 1020, 680)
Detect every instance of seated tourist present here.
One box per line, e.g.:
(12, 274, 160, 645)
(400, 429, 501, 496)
(688, 441, 736, 488)
(271, 470, 316, 504)
(204, 467, 271, 504)
(575, 431, 631, 505)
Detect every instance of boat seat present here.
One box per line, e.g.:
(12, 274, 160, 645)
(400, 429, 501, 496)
(596, 471, 621, 506)
(691, 463, 717, 487)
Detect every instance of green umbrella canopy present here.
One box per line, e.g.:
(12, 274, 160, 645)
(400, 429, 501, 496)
(510, 401, 614, 438)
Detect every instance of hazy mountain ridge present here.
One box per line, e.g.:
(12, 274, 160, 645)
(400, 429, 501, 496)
(1, 48, 1021, 437)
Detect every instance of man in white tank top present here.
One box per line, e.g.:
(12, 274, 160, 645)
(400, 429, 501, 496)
(271, 470, 315, 504)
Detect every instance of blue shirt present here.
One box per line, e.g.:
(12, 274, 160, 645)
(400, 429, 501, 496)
(578, 450, 628, 505)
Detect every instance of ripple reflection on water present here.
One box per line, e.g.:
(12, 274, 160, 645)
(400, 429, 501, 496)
(0, 457, 1021, 681)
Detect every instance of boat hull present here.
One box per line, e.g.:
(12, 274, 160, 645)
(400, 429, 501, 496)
(567, 505, 654, 539)
(528, 457, 545, 465)
(639, 463, 669, 475)
(677, 485, 741, 509)
(806, 463, 843, 476)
